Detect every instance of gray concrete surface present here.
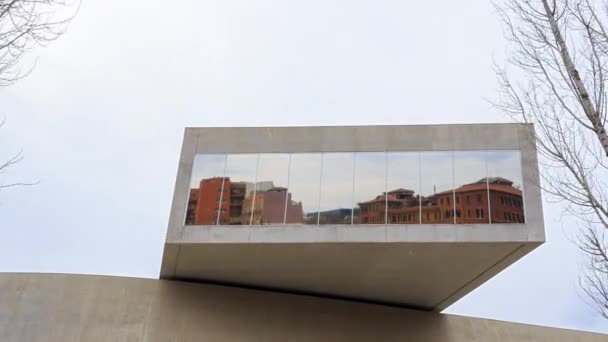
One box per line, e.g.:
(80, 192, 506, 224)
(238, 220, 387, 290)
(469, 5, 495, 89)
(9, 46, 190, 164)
(161, 124, 545, 311)
(165, 242, 536, 311)
(0, 273, 604, 342)
(165, 124, 544, 244)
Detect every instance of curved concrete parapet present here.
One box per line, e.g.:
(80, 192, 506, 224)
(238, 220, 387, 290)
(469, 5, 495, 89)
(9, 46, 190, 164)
(0, 273, 605, 342)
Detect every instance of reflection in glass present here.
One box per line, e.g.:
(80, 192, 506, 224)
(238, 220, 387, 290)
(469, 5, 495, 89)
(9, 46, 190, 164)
(420, 152, 454, 224)
(354, 152, 387, 224)
(251, 154, 296, 225)
(487, 151, 525, 223)
(454, 152, 489, 224)
(386, 152, 421, 224)
(287, 153, 322, 224)
(222, 154, 259, 225)
(185, 150, 525, 226)
(319, 153, 355, 224)
(185, 154, 227, 225)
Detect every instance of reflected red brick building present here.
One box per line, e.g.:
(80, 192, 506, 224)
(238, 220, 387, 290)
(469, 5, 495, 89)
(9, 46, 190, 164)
(190, 177, 228, 225)
(186, 178, 303, 225)
(243, 187, 304, 225)
(358, 177, 524, 224)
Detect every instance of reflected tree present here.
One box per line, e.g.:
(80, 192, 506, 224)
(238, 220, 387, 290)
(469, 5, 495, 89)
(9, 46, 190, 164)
(493, 0, 608, 318)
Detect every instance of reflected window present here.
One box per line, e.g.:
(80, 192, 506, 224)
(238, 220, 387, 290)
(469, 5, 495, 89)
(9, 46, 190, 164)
(319, 153, 354, 225)
(487, 151, 524, 223)
(454, 151, 489, 224)
(287, 153, 322, 224)
(222, 154, 259, 225)
(252, 154, 291, 225)
(387, 152, 420, 224)
(354, 152, 387, 224)
(420, 152, 454, 224)
(186, 154, 227, 225)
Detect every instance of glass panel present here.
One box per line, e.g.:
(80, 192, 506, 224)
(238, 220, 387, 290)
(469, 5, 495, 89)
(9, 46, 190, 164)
(221, 154, 259, 225)
(387, 152, 421, 224)
(353, 152, 387, 224)
(487, 151, 525, 223)
(454, 151, 489, 224)
(186, 154, 227, 225)
(252, 154, 291, 225)
(185, 150, 523, 226)
(319, 153, 355, 224)
(420, 151, 454, 224)
(287, 153, 322, 224)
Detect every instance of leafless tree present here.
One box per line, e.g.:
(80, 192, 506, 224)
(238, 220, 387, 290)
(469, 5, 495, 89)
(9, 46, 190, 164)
(0, 0, 77, 86)
(0, 118, 32, 189)
(0, 1, 76, 189)
(493, 0, 608, 318)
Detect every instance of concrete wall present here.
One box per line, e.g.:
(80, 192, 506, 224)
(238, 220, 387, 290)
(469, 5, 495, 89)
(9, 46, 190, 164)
(166, 124, 544, 244)
(1, 273, 604, 342)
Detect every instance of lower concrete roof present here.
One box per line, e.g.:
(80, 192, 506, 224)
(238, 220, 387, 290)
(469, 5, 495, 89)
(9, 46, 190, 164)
(1, 273, 605, 341)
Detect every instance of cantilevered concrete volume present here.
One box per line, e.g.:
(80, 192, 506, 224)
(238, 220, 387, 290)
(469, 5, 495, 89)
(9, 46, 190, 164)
(161, 124, 544, 311)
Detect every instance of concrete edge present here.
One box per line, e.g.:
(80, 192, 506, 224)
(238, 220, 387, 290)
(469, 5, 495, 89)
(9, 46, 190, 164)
(435, 242, 542, 311)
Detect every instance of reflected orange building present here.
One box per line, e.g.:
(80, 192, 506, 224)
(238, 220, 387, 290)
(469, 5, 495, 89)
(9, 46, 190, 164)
(358, 178, 524, 224)
(190, 177, 230, 225)
(186, 178, 303, 225)
(485, 177, 524, 223)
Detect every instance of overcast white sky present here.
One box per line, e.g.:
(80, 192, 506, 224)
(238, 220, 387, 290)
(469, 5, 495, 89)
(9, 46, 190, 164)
(1, 0, 607, 333)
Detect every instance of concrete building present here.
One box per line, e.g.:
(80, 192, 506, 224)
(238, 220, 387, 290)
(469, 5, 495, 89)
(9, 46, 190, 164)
(1, 124, 606, 341)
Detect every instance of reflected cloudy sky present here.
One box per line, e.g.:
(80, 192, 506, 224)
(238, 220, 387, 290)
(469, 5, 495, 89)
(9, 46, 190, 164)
(354, 153, 387, 204)
(318, 153, 354, 217)
(488, 151, 523, 189)
(454, 151, 488, 187)
(190, 154, 226, 188)
(257, 153, 290, 189)
(420, 151, 454, 197)
(388, 152, 420, 197)
(287, 153, 322, 214)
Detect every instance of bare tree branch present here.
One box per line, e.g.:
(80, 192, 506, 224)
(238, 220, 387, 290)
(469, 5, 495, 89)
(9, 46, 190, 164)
(493, 0, 608, 318)
(0, 0, 79, 87)
(0, 117, 37, 189)
(0, 1, 77, 191)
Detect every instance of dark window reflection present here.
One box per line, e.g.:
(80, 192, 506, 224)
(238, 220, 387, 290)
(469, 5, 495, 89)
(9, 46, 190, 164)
(420, 152, 454, 224)
(185, 154, 227, 225)
(454, 152, 489, 224)
(354, 152, 387, 224)
(386, 152, 420, 224)
(287, 153, 322, 224)
(487, 151, 525, 223)
(318, 153, 354, 224)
